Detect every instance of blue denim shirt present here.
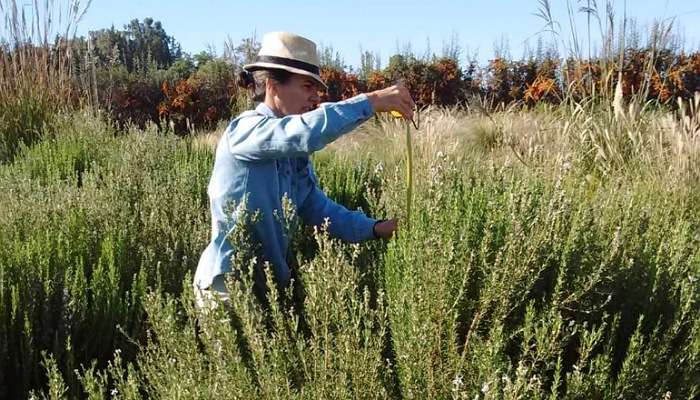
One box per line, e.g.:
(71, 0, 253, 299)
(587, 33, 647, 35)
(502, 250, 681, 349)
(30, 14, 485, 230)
(194, 94, 378, 290)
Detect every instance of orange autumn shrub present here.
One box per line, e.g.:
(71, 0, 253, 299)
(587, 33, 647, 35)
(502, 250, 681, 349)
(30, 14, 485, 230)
(319, 67, 365, 102)
(365, 71, 387, 92)
(158, 62, 238, 134)
(94, 48, 700, 132)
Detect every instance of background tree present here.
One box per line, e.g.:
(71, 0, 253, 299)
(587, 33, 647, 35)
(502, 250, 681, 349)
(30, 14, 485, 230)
(90, 26, 129, 67)
(359, 48, 382, 80)
(223, 33, 260, 68)
(124, 18, 181, 72)
(318, 42, 345, 70)
(193, 50, 215, 69)
(441, 31, 462, 62)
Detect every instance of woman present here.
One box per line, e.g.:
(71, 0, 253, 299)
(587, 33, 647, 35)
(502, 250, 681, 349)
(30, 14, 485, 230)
(194, 31, 415, 306)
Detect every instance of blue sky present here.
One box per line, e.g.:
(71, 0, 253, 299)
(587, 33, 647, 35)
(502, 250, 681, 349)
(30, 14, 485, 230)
(72, 0, 700, 68)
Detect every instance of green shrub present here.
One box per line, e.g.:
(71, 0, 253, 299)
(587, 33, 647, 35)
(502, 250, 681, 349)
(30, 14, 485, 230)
(2, 100, 699, 398)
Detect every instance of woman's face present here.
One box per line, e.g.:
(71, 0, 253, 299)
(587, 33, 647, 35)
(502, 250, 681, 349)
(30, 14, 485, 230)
(268, 74, 321, 116)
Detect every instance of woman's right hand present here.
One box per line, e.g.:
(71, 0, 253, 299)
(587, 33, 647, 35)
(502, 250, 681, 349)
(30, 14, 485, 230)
(366, 85, 415, 120)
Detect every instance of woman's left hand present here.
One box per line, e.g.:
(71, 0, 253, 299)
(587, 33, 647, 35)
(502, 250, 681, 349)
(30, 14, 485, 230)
(373, 218, 398, 239)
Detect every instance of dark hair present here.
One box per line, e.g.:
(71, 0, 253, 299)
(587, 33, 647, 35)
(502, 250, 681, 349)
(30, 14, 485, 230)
(236, 68, 294, 102)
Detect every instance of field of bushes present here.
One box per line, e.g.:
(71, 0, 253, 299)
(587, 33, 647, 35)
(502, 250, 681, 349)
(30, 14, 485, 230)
(2, 0, 700, 398)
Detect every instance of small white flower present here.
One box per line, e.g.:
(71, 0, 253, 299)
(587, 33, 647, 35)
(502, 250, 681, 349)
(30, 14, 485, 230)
(111, 388, 118, 397)
(452, 374, 464, 388)
(481, 382, 490, 394)
(374, 162, 384, 174)
(689, 275, 697, 283)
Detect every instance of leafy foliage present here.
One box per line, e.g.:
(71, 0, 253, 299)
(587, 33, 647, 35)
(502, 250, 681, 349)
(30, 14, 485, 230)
(2, 2, 700, 398)
(1, 97, 699, 398)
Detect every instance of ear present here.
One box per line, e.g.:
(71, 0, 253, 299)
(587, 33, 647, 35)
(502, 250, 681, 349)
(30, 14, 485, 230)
(265, 78, 278, 96)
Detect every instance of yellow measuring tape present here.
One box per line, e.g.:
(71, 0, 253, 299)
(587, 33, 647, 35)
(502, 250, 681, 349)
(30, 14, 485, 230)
(390, 110, 419, 230)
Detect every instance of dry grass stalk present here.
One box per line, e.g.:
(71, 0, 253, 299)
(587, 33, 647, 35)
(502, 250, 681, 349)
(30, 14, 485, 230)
(0, 0, 91, 104)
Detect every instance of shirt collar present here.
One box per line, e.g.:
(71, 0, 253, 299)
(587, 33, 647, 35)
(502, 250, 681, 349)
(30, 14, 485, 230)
(255, 102, 277, 118)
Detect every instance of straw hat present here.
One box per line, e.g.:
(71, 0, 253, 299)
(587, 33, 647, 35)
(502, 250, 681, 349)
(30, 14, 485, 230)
(243, 32, 327, 90)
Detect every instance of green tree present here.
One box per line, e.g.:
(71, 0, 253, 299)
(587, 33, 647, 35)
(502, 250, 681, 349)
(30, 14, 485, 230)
(163, 54, 196, 81)
(441, 31, 462, 62)
(359, 48, 381, 80)
(193, 50, 215, 68)
(384, 54, 410, 82)
(89, 26, 129, 67)
(318, 42, 345, 70)
(124, 18, 181, 72)
(86, 19, 181, 73)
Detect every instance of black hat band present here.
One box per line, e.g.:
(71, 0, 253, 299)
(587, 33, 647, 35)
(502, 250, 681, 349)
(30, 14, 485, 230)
(253, 55, 320, 76)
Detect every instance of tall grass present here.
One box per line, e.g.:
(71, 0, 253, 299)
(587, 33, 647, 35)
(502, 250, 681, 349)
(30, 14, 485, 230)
(0, 0, 91, 162)
(3, 90, 693, 398)
(535, 0, 684, 102)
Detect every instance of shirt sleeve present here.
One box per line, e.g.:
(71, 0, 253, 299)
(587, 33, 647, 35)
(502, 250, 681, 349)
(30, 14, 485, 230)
(227, 94, 374, 161)
(297, 162, 377, 243)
